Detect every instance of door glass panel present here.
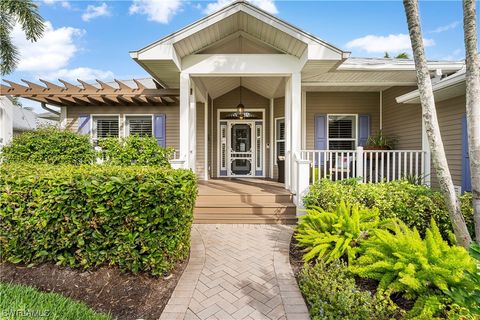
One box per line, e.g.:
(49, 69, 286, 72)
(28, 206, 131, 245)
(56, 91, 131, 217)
(231, 124, 251, 152)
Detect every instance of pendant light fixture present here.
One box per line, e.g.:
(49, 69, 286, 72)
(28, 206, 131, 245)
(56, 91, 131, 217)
(237, 77, 245, 119)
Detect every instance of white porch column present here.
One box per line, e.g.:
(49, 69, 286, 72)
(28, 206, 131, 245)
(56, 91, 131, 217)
(422, 119, 432, 186)
(179, 72, 191, 168)
(291, 72, 302, 186)
(284, 77, 292, 190)
(189, 84, 197, 171)
(204, 92, 209, 180)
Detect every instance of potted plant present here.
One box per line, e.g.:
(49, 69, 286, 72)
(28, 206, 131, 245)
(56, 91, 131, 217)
(364, 130, 397, 150)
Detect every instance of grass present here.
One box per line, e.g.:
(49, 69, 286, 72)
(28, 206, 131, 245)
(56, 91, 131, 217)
(0, 282, 112, 320)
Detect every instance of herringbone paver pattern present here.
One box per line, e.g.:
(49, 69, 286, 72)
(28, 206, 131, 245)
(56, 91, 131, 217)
(161, 225, 309, 320)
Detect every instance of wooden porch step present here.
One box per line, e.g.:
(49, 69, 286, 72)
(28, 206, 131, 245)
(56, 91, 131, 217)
(194, 205, 296, 215)
(196, 194, 293, 203)
(194, 214, 297, 225)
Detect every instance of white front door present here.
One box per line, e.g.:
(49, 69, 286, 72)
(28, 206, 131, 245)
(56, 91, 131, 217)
(219, 119, 264, 177)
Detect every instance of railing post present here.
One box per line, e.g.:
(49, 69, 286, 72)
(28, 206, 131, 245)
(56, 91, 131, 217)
(295, 155, 311, 216)
(356, 146, 364, 183)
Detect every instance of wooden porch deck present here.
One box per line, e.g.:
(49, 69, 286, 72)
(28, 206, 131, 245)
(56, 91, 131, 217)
(194, 179, 297, 224)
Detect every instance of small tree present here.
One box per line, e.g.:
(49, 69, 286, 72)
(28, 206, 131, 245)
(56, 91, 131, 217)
(403, 0, 472, 247)
(463, 0, 480, 243)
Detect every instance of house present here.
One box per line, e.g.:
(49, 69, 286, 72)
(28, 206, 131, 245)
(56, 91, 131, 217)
(0, 96, 58, 147)
(1, 1, 470, 222)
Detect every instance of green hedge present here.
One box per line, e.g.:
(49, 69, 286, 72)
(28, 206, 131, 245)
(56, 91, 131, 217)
(0, 164, 197, 275)
(1, 128, 95, 165)
(302, 179, 474, 238)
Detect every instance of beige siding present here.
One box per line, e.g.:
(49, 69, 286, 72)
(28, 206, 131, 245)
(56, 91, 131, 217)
(272, 97, 285, 180)
(196, 103, 205, 179)
(305, 92, 380, 150)
(211, 87, 270, 178)
(431, 95, 465, 187)
(382, 87, 421, 150)
(66, 105, 180, 152)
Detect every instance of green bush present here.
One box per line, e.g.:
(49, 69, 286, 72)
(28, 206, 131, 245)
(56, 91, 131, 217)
(98, 136, 174, 167)
(350, 219, 476, 318)
(0, 163, 197, 275)
(1, 128, 95, 165)
(295, 202, 383, 263)
(298, 260, 399, 320)
(302, 179, 474, 238)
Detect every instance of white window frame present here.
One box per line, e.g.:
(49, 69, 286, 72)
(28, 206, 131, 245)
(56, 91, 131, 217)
(274, 117, 285, 165)
(123, 114, 154, 137)
(327, 114, 358, 150)
(91, 114, 121, 143)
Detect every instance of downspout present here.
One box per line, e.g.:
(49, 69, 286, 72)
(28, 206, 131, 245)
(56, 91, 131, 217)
(41, 102, 60, 116)
(379, 90, 383, 130)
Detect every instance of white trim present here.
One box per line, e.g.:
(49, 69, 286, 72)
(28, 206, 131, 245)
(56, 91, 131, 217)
(326, 114, 358, 150)
(90, 114, 121, 141)
(274, 117, 285, 165)
(216, 108, 265, 178)
(123, 114, 154, 137)
(269, 98, 274, 179)
(379, 90, 383, 130)
(301, 90, 307, 149)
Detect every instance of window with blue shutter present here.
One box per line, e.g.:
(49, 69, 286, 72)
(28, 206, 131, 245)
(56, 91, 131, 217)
(358, 114, 371, 147)
(314, 114, 327, 150)
(462, 114, 471, 193)
(77, 114, 90, 135)
(154, 114, 166, 147)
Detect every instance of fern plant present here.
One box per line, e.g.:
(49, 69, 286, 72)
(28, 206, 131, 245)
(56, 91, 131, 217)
(350, 219, 476, 317)
(295, 202, 382, 264)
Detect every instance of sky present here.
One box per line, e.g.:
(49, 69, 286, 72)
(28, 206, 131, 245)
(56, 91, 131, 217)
(5, 0, 476, 111)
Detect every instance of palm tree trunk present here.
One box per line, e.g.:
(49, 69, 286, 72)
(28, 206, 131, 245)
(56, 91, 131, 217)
(403, 0, 472, 248)
(463, 0, 480, 243)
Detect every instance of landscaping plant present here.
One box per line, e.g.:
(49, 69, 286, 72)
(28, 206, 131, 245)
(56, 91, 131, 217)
(98, 135, 174, 167)
(298, 260, 399, 320)
(350, 219, 476, 318)
(295, 202, 383, 263)
(0, 163, 197, 275)
(1, 127, 95, 164)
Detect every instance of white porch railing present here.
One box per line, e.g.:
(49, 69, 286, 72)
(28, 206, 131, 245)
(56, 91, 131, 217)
(299, 147, 427, 184)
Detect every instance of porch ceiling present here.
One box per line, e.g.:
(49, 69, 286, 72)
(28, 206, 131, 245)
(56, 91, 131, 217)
(198, 76, 285, 99)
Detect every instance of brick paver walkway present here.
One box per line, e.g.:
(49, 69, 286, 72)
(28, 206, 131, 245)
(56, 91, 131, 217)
(160, 225, 310, 320)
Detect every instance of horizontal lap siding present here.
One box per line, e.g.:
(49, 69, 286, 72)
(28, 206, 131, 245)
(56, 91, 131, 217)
(305, 92, 380, 150)
(66, 105, 180, 152)
(382, 87, 421, 150)
(211, 87, 270, 178)
(431, 95, 465, 188)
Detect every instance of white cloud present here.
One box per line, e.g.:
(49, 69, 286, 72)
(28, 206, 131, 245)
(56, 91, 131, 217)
(40, 67, 115, 82)
(429, 21, 459, 34)
(82, 2, 111, 22)
(43, 0, 71, 9)
(129, 0, 182, 24)
(12, 21, 84, 72)
(203, 0, 278, 15)
(346, 34, 435, 53)
(438, 48, 464, 61)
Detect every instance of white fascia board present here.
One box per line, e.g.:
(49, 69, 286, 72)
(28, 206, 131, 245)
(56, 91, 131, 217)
(396, 72, 466, 104)
(136, 44, 181, 70)
(339, 62, 464, 72)
(182, 54, 302, 76)
(302, 81, 416, 87)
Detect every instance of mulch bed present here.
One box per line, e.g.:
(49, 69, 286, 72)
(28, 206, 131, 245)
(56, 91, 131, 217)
(0, 258, 188, 320)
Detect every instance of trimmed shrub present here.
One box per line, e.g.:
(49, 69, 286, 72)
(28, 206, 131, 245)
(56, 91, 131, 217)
(295, 202, 383, 263)
(298, 260, 399, 320)
(98, 136, 174, 167)
(1, 128, 95, 165)
(350, 219, 476, 318)
(302, 179, 474, 238)
(0, 164, 197, 275)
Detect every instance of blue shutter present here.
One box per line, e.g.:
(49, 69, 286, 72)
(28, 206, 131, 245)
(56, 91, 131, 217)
(154, 114, 166, 147)
(77, 114, 90, 135)
(314, 114, 327, 150)
(358, 114, 371, 147)
(462, 114, 471, 193)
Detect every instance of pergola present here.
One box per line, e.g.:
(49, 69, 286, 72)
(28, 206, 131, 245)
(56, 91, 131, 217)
(0, 79, 180, 107)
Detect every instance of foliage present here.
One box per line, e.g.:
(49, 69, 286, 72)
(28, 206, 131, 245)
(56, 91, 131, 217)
(295, 202, 383, 263)
(0, 0, 45, 75)
(365, 130, 398, 150)
(0, 163, 197, 275)
(350, 219, 476, 318)
(98, 136, 174, 167)
(298, 260, 399, 320)
(1, 128, 95, 165)
(0, 282, 111, 320)
(302, 179, 475, 239)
